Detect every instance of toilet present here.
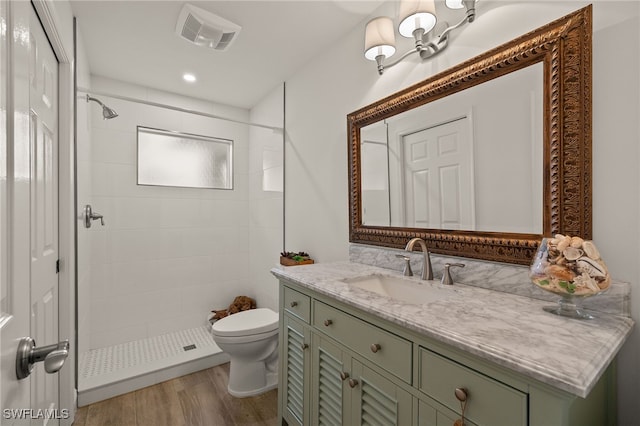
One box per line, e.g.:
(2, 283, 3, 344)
(210, 308, 279, 398)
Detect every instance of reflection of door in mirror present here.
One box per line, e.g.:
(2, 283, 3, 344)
(360, 62, 543, 234)
(400, 118, 474, 230)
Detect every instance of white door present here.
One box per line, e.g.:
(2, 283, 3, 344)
(0, 3, 62, 425)
(30, 3, 61, 423)
(402, 118, 475, 230)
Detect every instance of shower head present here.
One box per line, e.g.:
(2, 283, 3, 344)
(86, 94, 118, 120)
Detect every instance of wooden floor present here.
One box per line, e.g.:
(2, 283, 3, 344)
(73, 363, 278, 426)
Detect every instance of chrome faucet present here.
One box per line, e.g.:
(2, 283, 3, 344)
(404, 237, 433, 280)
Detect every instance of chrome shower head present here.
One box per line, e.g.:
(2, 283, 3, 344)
(101, 105, 118, 120)
(86, 94, 118, 120)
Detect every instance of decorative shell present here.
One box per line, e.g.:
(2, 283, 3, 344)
(576, 257, 607, 278)
(556, 237, 571, 252)
(563, 247, 583, 261)
(530, 235, 610, 296)
(570, 236, 584, 248)
(582, 241, 600, 260)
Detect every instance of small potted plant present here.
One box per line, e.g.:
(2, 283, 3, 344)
(280, 251, 314, 266)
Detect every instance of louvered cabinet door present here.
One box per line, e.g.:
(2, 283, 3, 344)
(350, 359, 414, 426)
(311, 335, 350, 426)
(283, 315, 311, 426)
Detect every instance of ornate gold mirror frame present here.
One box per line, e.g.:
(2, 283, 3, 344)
(348, 6, 592, 265)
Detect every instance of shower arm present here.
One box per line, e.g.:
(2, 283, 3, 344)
(86, 94, 104, 107)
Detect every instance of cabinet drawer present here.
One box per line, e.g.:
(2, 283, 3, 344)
(419, 348, 527, 426)
(313, 300, 412, 383)
(284, 286, 311, 323)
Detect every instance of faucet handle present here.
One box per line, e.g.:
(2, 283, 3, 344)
(395, 254, 413, 277)
(441, 263, 465, 285)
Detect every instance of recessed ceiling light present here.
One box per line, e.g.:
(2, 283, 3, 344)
(183, 73, 196, 83)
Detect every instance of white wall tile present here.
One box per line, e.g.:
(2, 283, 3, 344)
(110, 197, 163, 230)
(91, 127, 136, 165)
(146, 313, 209, 338)
(91, 324, 148, 350)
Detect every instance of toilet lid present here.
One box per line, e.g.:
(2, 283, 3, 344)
(211, 308, 278, 337)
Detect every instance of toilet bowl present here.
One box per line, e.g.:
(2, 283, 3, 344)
(210, 308, 279, 398)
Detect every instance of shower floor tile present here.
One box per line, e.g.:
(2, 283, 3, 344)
(78, 325, 227, 398)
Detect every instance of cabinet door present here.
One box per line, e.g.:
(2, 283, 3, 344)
(283, 315, 310, 426)
(350, 359, 413, 426)
(312, 334, 351, 426)
(418, 399, 478, 426)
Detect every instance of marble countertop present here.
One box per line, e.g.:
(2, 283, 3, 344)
(271, 261, 634, 398)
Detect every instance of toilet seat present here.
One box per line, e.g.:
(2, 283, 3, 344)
(211, 308, 278, 338)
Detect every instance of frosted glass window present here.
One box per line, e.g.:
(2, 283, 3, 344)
(137, 127, 233, 189)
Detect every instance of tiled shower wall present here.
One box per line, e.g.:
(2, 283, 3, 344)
(82, 76, 282, 350)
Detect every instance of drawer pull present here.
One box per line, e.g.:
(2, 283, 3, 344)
(370, 343, 381, 353)
(290, 301, 298, 308)
(454, 387, 468, 402)
(323, 319, 333, 327)
(454, 387, 468, 426)
(301, 343, 309, 350)
(348, 378, 359, 388)
(340, 371, 350, 381)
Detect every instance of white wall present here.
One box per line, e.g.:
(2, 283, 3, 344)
(83, 76, 255, 349)
(284, 1, 640, 423)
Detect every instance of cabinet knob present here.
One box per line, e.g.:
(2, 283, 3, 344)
(339, 371, 350, 381)
(454, 387, 468, 402)
(370, 343, 381, 353)
(324, 319, 333, 327)
(348, 378, 359, 388)
(301, 343, 309, 350)
(290, 301, 298, 308)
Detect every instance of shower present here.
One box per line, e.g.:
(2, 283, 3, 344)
(86, 94, 118, 119)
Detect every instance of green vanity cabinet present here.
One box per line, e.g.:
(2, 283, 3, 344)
(281, 314, 311, 426)
(310, 333, 414, 426)
(311, 335, 349, 425)
(419, 347, 527, 425)
(278, 279, 617, 426)
(312, 300, 412, 383)
(418, 398, 480, 426)
(350, 358, 414, 425)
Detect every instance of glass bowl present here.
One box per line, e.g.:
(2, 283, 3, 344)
(529, 235, 610, 319)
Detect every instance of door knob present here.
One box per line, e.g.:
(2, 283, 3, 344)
(16, 338, 70, 380)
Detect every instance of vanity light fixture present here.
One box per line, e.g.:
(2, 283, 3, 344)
(364, 0, 478, 75)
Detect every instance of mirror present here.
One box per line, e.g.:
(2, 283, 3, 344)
(348, 6, 592, 265)
(361, 62, 543, 234)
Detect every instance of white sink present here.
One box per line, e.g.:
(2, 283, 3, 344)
(342, 274, 457, 305)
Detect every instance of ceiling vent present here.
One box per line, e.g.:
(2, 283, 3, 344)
(175, 4, 241, 51)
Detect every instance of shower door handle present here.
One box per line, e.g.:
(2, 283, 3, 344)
(84, 204, 105, 228)
(16, 338, 70, 379)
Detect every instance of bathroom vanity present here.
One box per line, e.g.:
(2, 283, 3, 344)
(273, 262, 633, 426)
